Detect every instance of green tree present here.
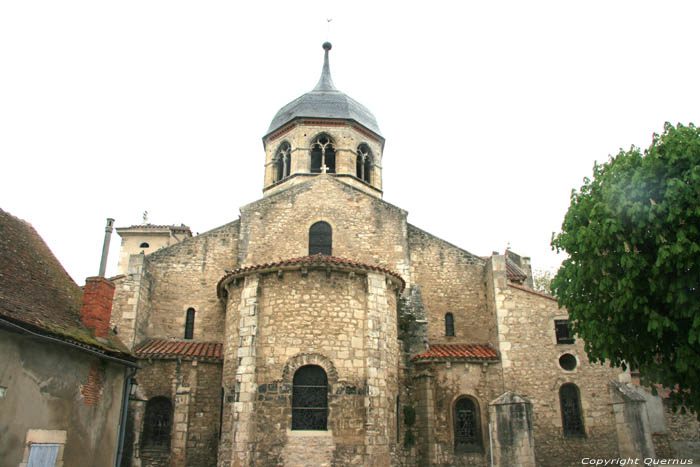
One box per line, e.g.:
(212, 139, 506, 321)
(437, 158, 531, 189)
(551, 122, 700, 414)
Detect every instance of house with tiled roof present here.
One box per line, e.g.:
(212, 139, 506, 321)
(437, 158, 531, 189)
(0, 208, 138, 466)
(104, 43, 672, 467)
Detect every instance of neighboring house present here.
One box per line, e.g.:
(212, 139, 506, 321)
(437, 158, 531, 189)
(104, 43, 692, 467)
(0, 208, 138, 467)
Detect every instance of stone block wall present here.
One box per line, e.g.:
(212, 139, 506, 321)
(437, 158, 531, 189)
(121, 221, 239, 344)
(487, 255, 624, 466)
(219, 266, 401, 466)
(407, 224, 492, 345)
(238, 176, 411, 280)
(410, 362, 502, 467)
(111, 254, 153, 349)
(128, 359, 222, 467)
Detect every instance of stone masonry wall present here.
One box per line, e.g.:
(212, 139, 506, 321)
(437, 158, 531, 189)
(219, 267, 401, 466)
(238, 176, 411, 281)
(488, 255, 624, 466)
(411, 362, 502, 467)
(407, 224, 493, 345)
(133, 221, 239, 344)
(111, 254, 153, 349)
(129, 359, 222, 467)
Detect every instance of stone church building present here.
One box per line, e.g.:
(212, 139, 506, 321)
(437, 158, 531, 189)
(110, 43, 669, 467)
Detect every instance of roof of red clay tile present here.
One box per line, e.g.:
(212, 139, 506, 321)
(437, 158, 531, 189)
(217, 254, 405, 297)
(506, 258, 527, 282)
(134, 339, 223, 361)
(508, 282, 557, 302)
(0, 208, 134, 360)
(412, 344, 499, 362)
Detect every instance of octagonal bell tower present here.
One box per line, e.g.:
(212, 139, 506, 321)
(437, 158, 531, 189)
(262, 43, 385, 198)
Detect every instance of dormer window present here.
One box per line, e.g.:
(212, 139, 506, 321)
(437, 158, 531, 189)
(274, 142, 291, 182)
(356, 144, 372, 183)
(310, 135, 335, 174)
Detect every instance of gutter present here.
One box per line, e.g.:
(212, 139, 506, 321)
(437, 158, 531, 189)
(115, 367, 138, 467)
(0, 317, 140, 369)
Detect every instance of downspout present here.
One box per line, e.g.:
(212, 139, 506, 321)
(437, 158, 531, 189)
(115, 367, 138, 467)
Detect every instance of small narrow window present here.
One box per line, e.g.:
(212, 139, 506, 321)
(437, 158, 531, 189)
(310, 135, 335, 174)
(454, 397, 482, 452)
(139, 242, 150, 248)
(309, 221, 332, 256)
(555, 319, 575, 344)
(356, 144, 372, 183)
(142, 397, 173, 448)
(184, 308, 195, 339)
(560, 383, 585, 436)
(445, 312, 455, 337)
(292, 365, 328, 430)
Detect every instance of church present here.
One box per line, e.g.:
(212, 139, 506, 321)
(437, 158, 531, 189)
(109, 43, 674, 467)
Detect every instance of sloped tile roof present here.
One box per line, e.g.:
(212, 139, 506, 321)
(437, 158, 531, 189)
(217, 254, 405, 297)
(135, 339, 223, 361)
(412, 344, 499, 362)
(506, 258, 527, 282)
(0, 209, 134, 360)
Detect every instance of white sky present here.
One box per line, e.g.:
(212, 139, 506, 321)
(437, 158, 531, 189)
(1, 1, 698, 284)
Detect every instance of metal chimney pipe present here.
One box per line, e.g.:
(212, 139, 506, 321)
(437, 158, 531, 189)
(99, 218, 115, 277)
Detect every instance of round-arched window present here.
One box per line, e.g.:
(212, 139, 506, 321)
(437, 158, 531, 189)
(292, 365, 328, 430)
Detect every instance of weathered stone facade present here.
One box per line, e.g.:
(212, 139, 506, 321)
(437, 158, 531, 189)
(108, 43, 688, 467)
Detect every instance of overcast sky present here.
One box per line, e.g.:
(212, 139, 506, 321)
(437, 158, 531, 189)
(2, 1, 698, 284)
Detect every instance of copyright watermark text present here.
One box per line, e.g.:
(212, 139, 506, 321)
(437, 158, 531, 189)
(581, 459, 695, 466)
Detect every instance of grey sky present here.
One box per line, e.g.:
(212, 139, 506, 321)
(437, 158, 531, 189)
(2, 1, 698, 284)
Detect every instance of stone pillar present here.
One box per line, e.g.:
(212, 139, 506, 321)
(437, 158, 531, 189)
(489, 392, 535, 467)
(230, 275, 260, 467)
(414, 370, 435, 466)
(128, 399, 146, 467)
(172, 386, 191, 466)
(364, 272, 394, 465)
(609, 381, 655, 459)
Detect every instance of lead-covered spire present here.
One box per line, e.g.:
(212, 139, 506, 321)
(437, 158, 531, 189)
(313, 42, 337, 92)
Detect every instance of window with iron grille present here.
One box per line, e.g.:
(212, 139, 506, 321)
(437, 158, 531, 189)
(555, 319, 575, 344)
(560, 383, 585, 436)
(184, 308, 195, 340)
(309, 221, 332, 256)
(454, 397, 481, 451)
(445, 313, 455, 337)
(142, 397, 173, 448)
(292, 365, 328, 430)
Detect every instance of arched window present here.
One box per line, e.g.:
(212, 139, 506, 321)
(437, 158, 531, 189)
(356, 144, 372, 183)
(445, 312, 455, 337)
(142, 397, 172, 448)
(184, 308, 195, 339)
(274, 142, 291, 182)
(309, 221, 332, 256)
(454, 397, 481, 452)
(310, 135, 335, 174)
(292, 365, 328, 430)
(560, 383, 585, 436)
(139, 242, 150, 248)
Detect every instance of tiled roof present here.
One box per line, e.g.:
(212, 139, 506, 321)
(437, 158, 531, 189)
(135, 339, 223, 361)
(506, 258, 527, 282)
(412, 344, 499, 362)
(217, 254, 405, 297)
(0, 209, 134, 360)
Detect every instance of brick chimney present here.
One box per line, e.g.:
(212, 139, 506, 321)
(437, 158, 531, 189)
(80, 276, 115, 338)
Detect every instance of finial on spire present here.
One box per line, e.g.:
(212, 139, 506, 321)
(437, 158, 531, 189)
(313, 42, 336, 92)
